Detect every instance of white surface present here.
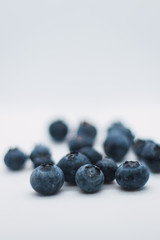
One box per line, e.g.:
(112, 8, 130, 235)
(1, 0, 160, 239)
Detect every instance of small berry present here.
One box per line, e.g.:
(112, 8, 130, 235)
(141, 141, 160, 173)
(115, 161, 149, 190)
(103, 122, 134, 162)
(49, 120, 68, 142)
(75, 164, 104, 193)
(68, 136, 93, 151)
(30, 163, 64, 195)
(77, 121, 97, 140)
(96, 157, 117, 183)
(30, 145, 54, 168)
(4, 148, 28, 170)
(57, 151, 90, 183)
(79, 147, 102, 164)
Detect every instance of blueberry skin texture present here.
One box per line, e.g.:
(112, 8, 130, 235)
(75, 164, 104, 193)
(79, 147, 102, 164)
(68, 136, 93, 151)
(96, 157, 118, 183)
(57, 152, 90, 183)
(49, 120, 68, 142)
(30, 145, 54, 168)
(141, 141, 160, 173)
(115, 161, 149, 190)
(77, 122, 97, 140)
(4, 148, 28, 170)
(103, 133, 130, 162)
(30, 163, 64, 195)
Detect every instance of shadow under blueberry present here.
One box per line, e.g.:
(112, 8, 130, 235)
(115, 184, 149, 193)
(29, 188, 65, 198)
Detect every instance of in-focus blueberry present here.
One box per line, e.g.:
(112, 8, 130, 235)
(115, 161, 149, 190)
(30, 144, 54, 168)
(68, 136, 93, 151)
(79, 147, 102, 164)
(49, 120, 68, 142)
(75, 164, 104, 193)
(4, 148, 28, 170)
(96, 157, 117, 183)
(57, 151, 90, 183)
(30, 163, 64, 195)
(77, 121, 97, 140)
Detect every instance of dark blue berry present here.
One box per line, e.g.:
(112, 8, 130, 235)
(79, 147, 102, 164)
(57, 151, 90, 183)
(108, 122, 134, 144)
(141, 141, 160, 173)
(4, 148, 28, 170)
(104, 133, 130, 162)
(103, 122, 134, 162)
(49, 120, 68, 142)
(75, 164, 104, 193)
(68, 136, 93, 151)
(77, 121, 97, 140)
(132, 139, 147, 158)
(115, 161, 149, 190)
(30, 163, 64, 195)
(96, 157, 117, 183)
(30, 145, 54, 168)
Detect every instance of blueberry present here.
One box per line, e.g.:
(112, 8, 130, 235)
(108, 122, 134, 144)
(49, 120, 68, 142)
(103, 122, 134, 162)
(77, 121, 97, 140)
(68, 136, 93, 151)
(75, 164, 104, 193)
(141, 141, 160, 173)
(103, 133, 130, 162)
(30, 163, 64, 195)
(4, 148, 28, 170)
(96, 157, 118, 183)
(132, 139, 147, 158)
(57, 151, 90, 183)
(79, 147, 102, 164)
(115, 161, 149, 190)
(30, 145, 54, 168)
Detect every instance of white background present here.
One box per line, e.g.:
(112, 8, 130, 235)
(0, 0, 160, 239)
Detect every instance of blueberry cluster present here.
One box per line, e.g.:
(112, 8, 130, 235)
(5, 120, 158, 196)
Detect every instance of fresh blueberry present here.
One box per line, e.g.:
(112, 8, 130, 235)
(103, 122, 134, 162)
(96, 157, 118, 183)
(30, 163, 64, 195)
(108, 122, 134, 144)
(141, 141, 160, 173)
(77, 121, 97, 140)
(57, 151, 90, 183)
(68, 136, 93, 151)
(132, 139, 147, 158)
(4, 148, 28, 170)
(49, 120, 68, 142)
(79, 147, 102, 164)
(103, 133, 130, 162)
(75, 164, 104, 193)
(115, 161, 149, 190)
(30, 145, 54, 168)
